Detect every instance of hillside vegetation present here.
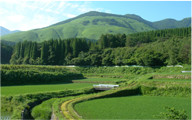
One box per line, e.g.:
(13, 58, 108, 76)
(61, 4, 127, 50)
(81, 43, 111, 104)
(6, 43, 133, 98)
(8, 27, 191, 66)
(1, 11, 191, 42)
(1, 65, 84, 86)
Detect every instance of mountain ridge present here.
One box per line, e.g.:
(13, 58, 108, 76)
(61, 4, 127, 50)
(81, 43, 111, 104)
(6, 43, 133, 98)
(51, 11, 154, 27)
(1, 11, 191, 42)
(0, 26, 20, 36)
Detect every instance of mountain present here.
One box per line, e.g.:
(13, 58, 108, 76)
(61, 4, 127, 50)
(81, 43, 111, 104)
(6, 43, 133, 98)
(1, 11, 191, 42)
(153, 17, 191, 29)
(0, 26, 20, 36)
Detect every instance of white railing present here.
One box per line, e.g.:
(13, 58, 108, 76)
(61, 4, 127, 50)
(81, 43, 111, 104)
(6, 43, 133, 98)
(93, 84, 119, 90)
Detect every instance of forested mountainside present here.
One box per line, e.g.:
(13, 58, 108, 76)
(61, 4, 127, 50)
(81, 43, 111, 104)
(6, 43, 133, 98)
(5, 27, 190, 66)
(1, 11, 191, 42)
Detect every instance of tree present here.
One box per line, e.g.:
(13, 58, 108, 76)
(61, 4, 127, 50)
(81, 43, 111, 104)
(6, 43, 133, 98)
(156, 107, 188, 120)
(41, 42, 49, 64)
(1, 43, 13, 64)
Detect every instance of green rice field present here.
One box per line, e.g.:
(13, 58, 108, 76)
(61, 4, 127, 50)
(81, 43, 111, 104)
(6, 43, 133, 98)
(1, 78, 126, 96)
(75, 96, 191, 119)
(72, 78, 126, 83)
(1, 83, 93, 95)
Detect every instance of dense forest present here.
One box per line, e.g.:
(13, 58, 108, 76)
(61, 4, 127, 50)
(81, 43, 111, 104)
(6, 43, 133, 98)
(2, 27, 191, 66)
(1, 43, 13, 64)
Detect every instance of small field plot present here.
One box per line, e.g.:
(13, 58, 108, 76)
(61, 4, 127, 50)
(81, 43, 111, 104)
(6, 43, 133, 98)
(149, 79, 191, 82)
(75, 96, 191, 119)
(72, 78, 126, 83)
(1, 83, 93, 96)
(148, 73, 191, 82)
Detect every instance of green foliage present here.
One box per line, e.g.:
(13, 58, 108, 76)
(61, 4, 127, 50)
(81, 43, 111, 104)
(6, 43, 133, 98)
(10, 38, 89, 65)
(98, 34, 126, 49)
(72, 27, 191, 66)
(8, 27, 191, 66)
(31, 98, 56, 119)
(1, 65, 84, 86)
(31, 96, 76, 120)
(140, 86, 157, 94)
(156, 107, 188, 120)
(52, 97, 73, 119)
(126, 27, 191, 47)
(149, 86, 191, 97)
(135, 49, 165, 66)
(75, 66, 155, 75)
(1, 43, 13, 63)
(1, 88, 95, 119)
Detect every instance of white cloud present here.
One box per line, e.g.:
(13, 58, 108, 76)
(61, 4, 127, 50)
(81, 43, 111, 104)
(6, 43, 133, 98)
(57, 1, 66, 10)
(0, 7, 9, 15)
(71, 4, 80, 8)
(66, 14, 77, 18)
(22, 14, 57, 30)
(7, 14, 25, 22)
(0, 1, 110, 31)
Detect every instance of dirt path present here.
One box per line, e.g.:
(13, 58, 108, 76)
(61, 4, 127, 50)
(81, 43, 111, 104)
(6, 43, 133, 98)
(50, 112, 55, 120)
(50, 108, 57, 120)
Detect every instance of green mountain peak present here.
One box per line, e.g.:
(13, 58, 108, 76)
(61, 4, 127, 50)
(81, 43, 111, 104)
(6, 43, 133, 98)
(1, 11, 191, 43)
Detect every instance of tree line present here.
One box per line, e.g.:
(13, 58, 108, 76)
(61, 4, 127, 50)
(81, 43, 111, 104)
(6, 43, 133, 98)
(98, 27, 191, 48)
(5, 27, 191, 66)
(10, 38, 89, 65)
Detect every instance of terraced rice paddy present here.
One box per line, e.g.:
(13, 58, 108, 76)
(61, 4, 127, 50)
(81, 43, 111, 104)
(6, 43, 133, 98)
(75, 96, 191, 119)
(1, 77, 125, 96)
(1, 65, 191, 119)
(1, 83, 93, 95)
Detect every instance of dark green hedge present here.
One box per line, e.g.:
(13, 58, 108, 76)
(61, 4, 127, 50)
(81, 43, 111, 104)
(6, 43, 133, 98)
(1, 70, 84, 86)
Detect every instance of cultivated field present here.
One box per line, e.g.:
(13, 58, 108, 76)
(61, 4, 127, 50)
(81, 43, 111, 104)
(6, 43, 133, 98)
(1, 83, 93, 95)
(75, 96, 191, 119)
(1, 64, 191, 119)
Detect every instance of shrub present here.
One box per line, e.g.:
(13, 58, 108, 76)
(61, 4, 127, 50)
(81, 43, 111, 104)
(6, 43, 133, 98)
(156, 107, 188, 120)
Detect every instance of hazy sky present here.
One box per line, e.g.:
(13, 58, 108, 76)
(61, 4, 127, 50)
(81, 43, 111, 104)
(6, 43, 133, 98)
(0, 0, 191, 31)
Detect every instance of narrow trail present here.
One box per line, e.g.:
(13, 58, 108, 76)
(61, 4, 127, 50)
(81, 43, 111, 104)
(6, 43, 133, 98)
(50, 112, 55, 120)
(50, 107, 57, 120)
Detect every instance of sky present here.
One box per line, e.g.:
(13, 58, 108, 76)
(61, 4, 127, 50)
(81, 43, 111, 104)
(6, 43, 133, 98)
(0, 0, 191, 31)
